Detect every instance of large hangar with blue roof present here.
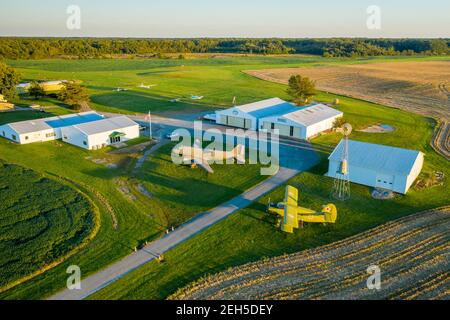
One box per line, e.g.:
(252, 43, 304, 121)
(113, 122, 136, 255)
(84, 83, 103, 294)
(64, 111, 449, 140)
(0, 111, 139, 150)
(215, 97, 343, 139)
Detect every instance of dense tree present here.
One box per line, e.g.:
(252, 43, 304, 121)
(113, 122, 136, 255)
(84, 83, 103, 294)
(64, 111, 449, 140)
(27, 81, 45, 99)
(287, 75, 317, 105)
(429, 40, 449, 55)
(0, 61, 20, 100)
(58, 82, 89, 111)
(0, 38, 447, 59)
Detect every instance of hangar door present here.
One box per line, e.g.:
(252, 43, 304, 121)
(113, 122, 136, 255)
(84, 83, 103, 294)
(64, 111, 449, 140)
(222, 115, 251, 129)
(375, 174, 394, 190)
(262, 121, 301, 138)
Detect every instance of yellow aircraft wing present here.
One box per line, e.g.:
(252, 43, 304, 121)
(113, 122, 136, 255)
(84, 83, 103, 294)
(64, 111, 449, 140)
(282, 204, 299, 232)
(281, 186, 300, 232)
(285, 185, 298, 207)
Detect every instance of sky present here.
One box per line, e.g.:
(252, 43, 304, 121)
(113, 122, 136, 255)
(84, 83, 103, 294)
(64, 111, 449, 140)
(0, 0, 449, 38)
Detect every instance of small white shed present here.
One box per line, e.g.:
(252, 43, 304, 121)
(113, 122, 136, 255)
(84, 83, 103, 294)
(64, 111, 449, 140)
(327, 140, 424, 194)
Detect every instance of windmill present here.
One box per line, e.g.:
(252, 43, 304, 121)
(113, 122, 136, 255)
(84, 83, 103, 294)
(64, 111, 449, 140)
(332, 123, 352, 201)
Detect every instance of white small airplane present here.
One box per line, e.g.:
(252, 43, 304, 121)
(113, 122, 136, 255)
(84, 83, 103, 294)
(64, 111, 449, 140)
(172, 139, 245, 174)
(138, 83, 156, 89)
(190, 95, 204, 100)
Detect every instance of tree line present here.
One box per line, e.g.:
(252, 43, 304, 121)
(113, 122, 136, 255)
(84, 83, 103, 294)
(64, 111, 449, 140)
(0, 38, 448, 59)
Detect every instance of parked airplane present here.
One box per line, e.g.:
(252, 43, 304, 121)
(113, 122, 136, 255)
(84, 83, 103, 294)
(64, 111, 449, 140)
(138, 83, 156, 89)
(172, 139, 245, 174)
(268, 185, 337, 233)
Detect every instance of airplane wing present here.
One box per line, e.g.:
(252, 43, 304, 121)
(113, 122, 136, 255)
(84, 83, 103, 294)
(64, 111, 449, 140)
(193, 158, 214, 174)
(285, 185, 299, 207)
(281, 204, 299, 232)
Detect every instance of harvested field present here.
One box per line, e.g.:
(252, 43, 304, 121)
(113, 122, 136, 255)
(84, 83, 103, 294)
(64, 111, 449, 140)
(245, 61, 450, 119)
(172, 207, 450, 300)
(431, 120, 450, 160)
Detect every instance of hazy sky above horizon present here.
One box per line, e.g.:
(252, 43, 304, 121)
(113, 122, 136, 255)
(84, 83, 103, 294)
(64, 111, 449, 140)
(0, 0, 449, 38)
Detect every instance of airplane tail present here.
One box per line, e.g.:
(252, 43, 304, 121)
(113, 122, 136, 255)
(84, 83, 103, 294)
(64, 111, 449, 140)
(233, 144, 246, 164)
(321, 204, 337, 223)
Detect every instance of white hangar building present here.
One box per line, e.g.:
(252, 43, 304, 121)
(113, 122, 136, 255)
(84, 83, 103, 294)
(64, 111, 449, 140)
(259, 103, 343, 139)
(0, 111, 104, 144)
(61, 116, 139, 150)
(215, 98, 343, 139)
(215, 98, 296, 131)
(327, 140, 424, 194)
(0, 112, 139, 150)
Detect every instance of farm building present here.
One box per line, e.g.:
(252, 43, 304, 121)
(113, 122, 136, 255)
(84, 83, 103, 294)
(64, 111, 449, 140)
(327, 140, 424, 194)
(61, 116, 139, 150)
(259, 103, 343, 139)
(0, 112, 139, 150)
(215, 98, 342, 139)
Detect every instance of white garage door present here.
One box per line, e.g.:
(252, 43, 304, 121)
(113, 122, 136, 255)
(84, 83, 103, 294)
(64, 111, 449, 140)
(225, 116, 251, 129)
(274, 124, 291, 136)
(262, 121, 302, 138)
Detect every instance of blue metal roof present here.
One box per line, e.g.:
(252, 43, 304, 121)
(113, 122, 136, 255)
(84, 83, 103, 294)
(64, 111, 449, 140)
(329, 140, 422, 175)
(248, 102, 301, 119)
(45, 113, 104, 128)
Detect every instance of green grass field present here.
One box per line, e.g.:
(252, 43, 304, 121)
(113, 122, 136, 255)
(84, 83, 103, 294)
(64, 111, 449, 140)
(0, 162, 95, 292)
(8, 55, 448, 115)
(134, 143, 266, 227)
(0, 55, 449, 299)
(0, 108, 266, 299)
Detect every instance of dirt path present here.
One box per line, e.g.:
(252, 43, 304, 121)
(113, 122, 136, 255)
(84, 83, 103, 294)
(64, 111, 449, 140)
(172, 206, 450, 300)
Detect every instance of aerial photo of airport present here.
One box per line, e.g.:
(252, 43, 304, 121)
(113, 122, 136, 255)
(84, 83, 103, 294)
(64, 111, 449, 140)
(0, 0, 448, 310)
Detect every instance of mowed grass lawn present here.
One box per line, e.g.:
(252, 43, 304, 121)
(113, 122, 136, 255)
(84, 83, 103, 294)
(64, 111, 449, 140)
(8, 55, 447, 115)
(90, 87, 449, 299)
(135, 143, 266, 227)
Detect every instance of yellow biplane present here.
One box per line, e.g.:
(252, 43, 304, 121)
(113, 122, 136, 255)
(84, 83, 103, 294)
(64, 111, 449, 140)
(268, 185, 337, 233)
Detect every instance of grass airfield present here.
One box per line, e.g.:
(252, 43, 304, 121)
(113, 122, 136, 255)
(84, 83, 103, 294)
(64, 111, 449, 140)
(0, 55, 449, 299)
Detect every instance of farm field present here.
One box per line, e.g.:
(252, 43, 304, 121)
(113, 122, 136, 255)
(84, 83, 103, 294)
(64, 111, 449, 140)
(0, 55, 449, 299)
(0, 162, 96, 292)
(172, 206, 450, 300)
(245, 60, 450, 119)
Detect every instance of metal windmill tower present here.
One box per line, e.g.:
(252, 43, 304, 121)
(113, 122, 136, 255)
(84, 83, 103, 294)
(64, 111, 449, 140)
(332, 123, 352, 201)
